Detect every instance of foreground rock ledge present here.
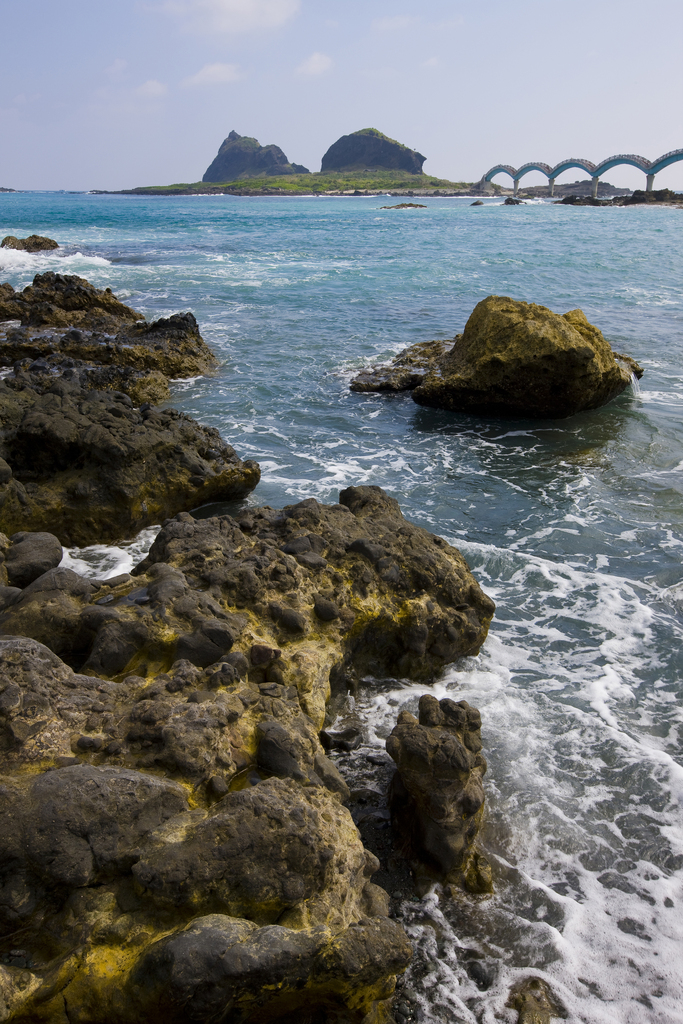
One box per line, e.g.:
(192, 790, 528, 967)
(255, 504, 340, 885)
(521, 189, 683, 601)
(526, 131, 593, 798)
(351, 295, 644, 419)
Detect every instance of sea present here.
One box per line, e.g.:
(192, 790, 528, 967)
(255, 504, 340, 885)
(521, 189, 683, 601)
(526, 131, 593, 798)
(1, 191, 682, 1024)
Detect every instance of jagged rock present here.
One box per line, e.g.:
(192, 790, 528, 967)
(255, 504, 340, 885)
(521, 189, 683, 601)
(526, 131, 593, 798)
(350, 340, 451, 393)
(8, 357, 170, 406)
(0, 635, 411, 1024)
(1, 235, 59, 252)
(0, 271, 140, 331)
(203, 130, 309, 182)
(0, 487, 494, 731)
(386, 694, 492, 894)
(0, 376, 259, 545)
(0, 531, 62, 588)
(411, 296, 643, 417)
(506, 977, 566, 1023)
(353, 296, 644, 418)
(0, 276, 217, 377)
(321, 128, 426, 174)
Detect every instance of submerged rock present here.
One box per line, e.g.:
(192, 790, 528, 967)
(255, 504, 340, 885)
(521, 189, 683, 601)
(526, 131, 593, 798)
(321, 128, 426, 174)
(386, 694, 492, 894)
(203, 130, 309, 182)
(351, 339, 451, 393)
(352, 296, 644, 418)
(0, 375, 259, 545)
(1, 234, 59, 252)
(506, 977, 567, 1023)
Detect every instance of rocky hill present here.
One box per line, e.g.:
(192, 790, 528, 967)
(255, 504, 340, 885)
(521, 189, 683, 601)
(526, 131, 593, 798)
(203, 131, 309, 182)
(321, 128, 426, 174)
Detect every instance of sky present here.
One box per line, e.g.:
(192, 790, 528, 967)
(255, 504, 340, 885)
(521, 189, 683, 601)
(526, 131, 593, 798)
(1, 0, 682, 191)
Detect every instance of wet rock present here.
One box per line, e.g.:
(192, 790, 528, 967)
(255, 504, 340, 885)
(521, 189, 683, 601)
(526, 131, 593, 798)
(0, 271, 140, 331)
(506, 977, 566, 1023)
(1, 234, 59, 252)
(0, 376, 259, 545)
(350, 340, 452, 393)
(386, 694, 492, 893)
(8, 355, 171, 405)
(0, 634, 410, 1024)
(504, 197, 523, 205)
(352, 296, 644, 418)
(470, 200, 484, 206)
(411, 296, 643, 417)
(0, 487, 493, 721)
(2, 531, 62, 588)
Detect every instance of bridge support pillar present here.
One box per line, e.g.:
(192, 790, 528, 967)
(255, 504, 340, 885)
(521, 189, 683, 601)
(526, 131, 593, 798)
(646, 173, 655, 191)
(513, 179, 519, 196)
(482, 179, 494, 193)
(591, 176, 599, 199)
(548, 177, 555, 197)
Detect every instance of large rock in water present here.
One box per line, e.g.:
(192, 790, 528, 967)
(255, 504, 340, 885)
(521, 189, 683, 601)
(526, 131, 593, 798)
(352, 296, 644, 418)
(321, 128, 426, 173)
(0, 375, 259, 545)
(387, 694, 492, 894)
(202, 130, 309, 182)
(0, 634, 411, 1024)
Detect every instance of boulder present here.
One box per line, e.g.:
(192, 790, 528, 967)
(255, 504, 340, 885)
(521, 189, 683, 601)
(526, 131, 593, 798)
(0, 376, 259, 545)
(386, 694, 492, 894)
(0, 635, 411, 1024)
(0, 271, 140, 331)
(203, 130, 309, 182)
(0, 487, 494, 728)
(1, 531, 62, 588)
(352, 296, 644, 418)
(1, 235, 59, 252)
(321, 129, 426, 174)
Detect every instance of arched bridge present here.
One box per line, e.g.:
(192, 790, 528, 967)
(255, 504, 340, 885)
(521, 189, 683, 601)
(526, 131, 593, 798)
(481, 149, 683, 196)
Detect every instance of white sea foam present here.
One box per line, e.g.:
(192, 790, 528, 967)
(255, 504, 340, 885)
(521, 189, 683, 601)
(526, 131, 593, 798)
(0, 245, 111, 279)
(60, 527, 160, 580)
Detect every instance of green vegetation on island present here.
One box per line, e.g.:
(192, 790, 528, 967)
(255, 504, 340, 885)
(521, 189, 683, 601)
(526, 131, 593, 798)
(121, 170, 483, 196)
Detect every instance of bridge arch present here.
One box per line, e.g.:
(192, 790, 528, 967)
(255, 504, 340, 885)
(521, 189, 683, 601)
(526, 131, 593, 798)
(480, 149, 682, 196)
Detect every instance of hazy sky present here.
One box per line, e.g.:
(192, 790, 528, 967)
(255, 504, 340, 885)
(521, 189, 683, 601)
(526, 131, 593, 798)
(2, 0, 682, 191)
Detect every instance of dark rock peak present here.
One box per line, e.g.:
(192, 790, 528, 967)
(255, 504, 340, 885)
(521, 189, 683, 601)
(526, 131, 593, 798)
(202, 130, 309, 182)
(320, 128, 426, 174)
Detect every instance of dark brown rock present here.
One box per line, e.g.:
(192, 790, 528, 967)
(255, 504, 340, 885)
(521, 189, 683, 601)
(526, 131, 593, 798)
(506, 977, 567, 1023)
(2, 530, 62, 588)
(350, 339, 451, 393)
(1, 235, 59, 252)
(386, 694, 492, 894)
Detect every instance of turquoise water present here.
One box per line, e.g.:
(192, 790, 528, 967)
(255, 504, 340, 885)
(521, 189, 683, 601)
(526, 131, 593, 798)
(2, 193, 683, 1023)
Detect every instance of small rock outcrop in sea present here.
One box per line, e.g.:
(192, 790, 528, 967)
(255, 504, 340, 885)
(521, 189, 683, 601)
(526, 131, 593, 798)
(506, 977, 567, 1023)
(351, 296, 644, 419)
(0, 487, 494, 719)
(0, 373, 259, 546)
(321, 129, 426, 174)
(202, 130, 309, 182)
(0, 634, 411, 1024)
(386, 694, 492, 894)
(1, 234, 59, 252)
(379, 203, 427, 209)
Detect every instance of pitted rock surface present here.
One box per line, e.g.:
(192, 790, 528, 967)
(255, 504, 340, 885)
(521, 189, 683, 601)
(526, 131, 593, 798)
(0, 375, 259, 544)
(351, 295, 644, 418)
(0, 633, 411, 1024)
(387, 693, 492, 893)
(1, 487, 494, 727)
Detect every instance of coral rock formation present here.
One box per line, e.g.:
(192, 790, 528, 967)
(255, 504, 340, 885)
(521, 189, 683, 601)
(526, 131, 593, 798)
(387, 694, 492, 894)
(352, 296, 644, 419)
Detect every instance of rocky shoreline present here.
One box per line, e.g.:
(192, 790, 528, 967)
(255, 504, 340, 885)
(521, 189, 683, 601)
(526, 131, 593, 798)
(0, 264, 507, 1023)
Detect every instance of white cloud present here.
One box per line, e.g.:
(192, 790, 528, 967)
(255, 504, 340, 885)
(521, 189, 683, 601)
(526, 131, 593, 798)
(182, 62, 241, 86)
(160, 0, 300, 34)
(105, 58, 127, 78)
(296, 52, 332, 76)
(136, 79, 168, 98)
(372, 15, 419, 31)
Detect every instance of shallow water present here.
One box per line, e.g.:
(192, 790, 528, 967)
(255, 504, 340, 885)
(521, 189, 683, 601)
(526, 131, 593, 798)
(2, 192, 682, 1022)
